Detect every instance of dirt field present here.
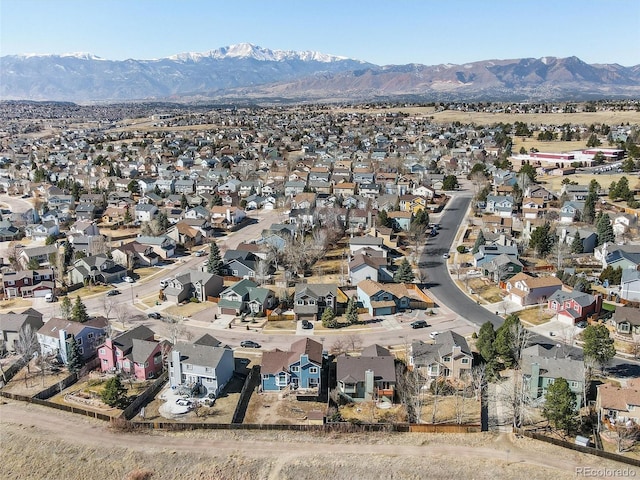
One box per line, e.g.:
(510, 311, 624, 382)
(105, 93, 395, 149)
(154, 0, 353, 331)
(419, 395, 481, 425)
(244, 391, 327, 425)
(2, 400, 637, 480)
(539, 172, 639, 192)
(1, 359, 69, 396)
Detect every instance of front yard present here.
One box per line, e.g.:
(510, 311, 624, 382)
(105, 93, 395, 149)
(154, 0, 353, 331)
(517, 306, 556, 326)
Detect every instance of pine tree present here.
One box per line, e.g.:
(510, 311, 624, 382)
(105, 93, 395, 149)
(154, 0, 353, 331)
(570, 232, 584, 254)
(101, 375, 127, 408)
(529, 222, 554, 256)
(472, 230, 485, 254)
(207, 242, 223, 275)
(60, 296, 72, 320)
(582, 323, 616, 372)
(123, 205, 132, 224)
(597, 213, 615, 246)
(543, 378, 577, 434)
(321, 308, 337, 328)
(582, 191, 597, 224)
(393, 258, 415, 283)
(66, 336, 84, 373)
(71, 296, 89, 323)
(345, 297, 359, 325)
(476, 321, 496, 364)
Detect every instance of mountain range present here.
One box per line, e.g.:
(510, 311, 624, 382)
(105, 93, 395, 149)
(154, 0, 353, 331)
(1, 43, 639, 103)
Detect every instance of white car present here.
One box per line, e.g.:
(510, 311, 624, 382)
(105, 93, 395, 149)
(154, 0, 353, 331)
(429, 331, 440, 339)
(123, 276, 134, 283)
(442, 253, 450, 259)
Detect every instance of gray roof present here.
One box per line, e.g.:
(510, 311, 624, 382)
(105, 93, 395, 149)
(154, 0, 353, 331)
(173, 340, 230, 369)
(112, 325, 155, 354)
(294, 283, 337, 300)
(337, 355, 396, 383)
(0, 309, 44, 333)
(547, 289, 595, 307)
(521, 344, 584, 383)
(361, 344, 392, 357)
(130, 338, 160, 364)
(412, 331, 472, 367)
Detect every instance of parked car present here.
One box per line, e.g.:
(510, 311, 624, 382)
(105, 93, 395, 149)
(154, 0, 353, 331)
(107, 289, 120, 296)
(429, 331, 440, 339)
(195, 250, 206, 257)
(301, 320, 314, 329)
(442, 253, 450, 259)
(176, 398, 192, 407)
(123, 276, 134, 283)
(160, 278, 172, 288)
(576, 321, 587, 329)
(147, 312, 162, 319)
(411, 320, 429, 329)
(240, 340, 261, 349)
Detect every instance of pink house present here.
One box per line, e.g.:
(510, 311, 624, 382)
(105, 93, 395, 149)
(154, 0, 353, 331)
(547, 289, 602, 324)
(98, 325, 167, 380)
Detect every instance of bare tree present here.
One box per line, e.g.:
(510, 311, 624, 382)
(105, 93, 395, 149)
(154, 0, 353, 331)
(165, 316, 193, 345)
(102, 295, 116, 323)
(469, 364, 487, 402)
(255, 258, 270, 286)
(615, 423, 640, 453)
(113, 303, 129, 329)
(330, 338, 348, 356)
(15, 324, 39, 386)
(395, 363, 426, 423)
(345, 334, 363, 354)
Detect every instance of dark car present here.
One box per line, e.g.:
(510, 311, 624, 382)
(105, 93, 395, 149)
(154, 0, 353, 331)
(301, 320, 314, 329)
(107, 289, 120, 296)
(147, 312, 162, 319)
(240, 340, 261, 349)
(411, 320, 429, 329)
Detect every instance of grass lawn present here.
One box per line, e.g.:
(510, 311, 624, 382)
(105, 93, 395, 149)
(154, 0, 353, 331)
(262, 320, 297, 333)
(134, 266, 163, 280)
(602, 302, 617, 312)
(67, 284, 112, 299)
(0, 297, 33, 311)
(539, 173, 636, 193)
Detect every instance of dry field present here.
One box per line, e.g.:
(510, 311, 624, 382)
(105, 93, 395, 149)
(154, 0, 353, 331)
(244, 391, 327, 425)
(539, 172, 640, 192)
(1, 359, 69, 396)
(340, 402, 406, 424)
(3, 400, 636, 480)
(518, 307, 555, 326)
(164, 301, 213, 318)
(419, 395, 481, 425)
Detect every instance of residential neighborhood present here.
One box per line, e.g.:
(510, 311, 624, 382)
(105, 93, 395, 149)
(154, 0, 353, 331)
(1, 99, 640, 470)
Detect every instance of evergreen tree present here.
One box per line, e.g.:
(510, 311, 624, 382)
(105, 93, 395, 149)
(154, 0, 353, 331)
(377, 209, 392, 228)
(321, 308, 337, 328)
(66, 336, 84, 373)
(582, 191, 597, 224)
(71, 296, 90, 323)
(543, 378, 577, 434)
(529, 222, 554, 256)
(180, 193, 188, 209)
(123, 205, 133, 224)
(476, 321, 496, 364)
(60, 296, 72, 320)
(582, 323, 616, 372)
(442, 175, 459, 191)
(493, 314, 523, 369)
(345, 297, 359, 325)
(570, 232, 584, 254)
(472, 230, 485, 254)
(207, 242, 224, 275)
(588, 179, 600, 194)
(394, 258, 415, 283)
(210, 193, 223, 207)
(596, 213, 615, 246)
(101, 375, 127, 408)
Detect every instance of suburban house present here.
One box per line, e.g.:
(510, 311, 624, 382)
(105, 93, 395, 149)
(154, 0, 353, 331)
(217, 279, 276, 316)
(348, 235, 387, 257)
(136, 235, 176, 259)
(547, 289, 602, 324)
(221, 250, 261, 279)
(521, 197, 546, 219)
(18, 244, 59, 269)
(621, 268, 640, 303)
(163, 269, 224, 304)
(504, 273, 563, 306)
(559, 201, 585, 223)
(134, 203, 158, 222)
(357, 279, 414, 316)
(261, 337, 323, 392)
(68, 254, 127, 286)
(521, 344, 585, 407)
(609, 306, 640, 336)
(0, 309, 44, 354)
(557, 226, 598, 254)
(98, 325, 166, 380)
(409, 331, 473, 380)
(37, 316, 108, 363)
(348, 252, 393, 284)
(336, 344, 396, 402)
(596, 379, 640, 426)
(485, 195, 515, 217)
(2, 268, 55, 299)
(483, 254, 523, 283)
(293, 283, 338, 321)
(210, 206, 246, 226)
(169, 334, 235, 397)
(473, 244, 519, 268)
(111, 241, 161, 268)
(599, 244, 640, 270)
(612, 213, 637, 238)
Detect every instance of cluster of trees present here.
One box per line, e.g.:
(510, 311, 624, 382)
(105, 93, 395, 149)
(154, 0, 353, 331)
(394, 258, 415, 283)
(529, 222, 555, 256)
(475, 314, 527, 375)
(59, 296, 90, 323)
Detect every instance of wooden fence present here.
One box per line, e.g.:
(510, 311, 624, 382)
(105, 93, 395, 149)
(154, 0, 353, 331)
(517, 429, 640, 468)
(33, 372, 78, 400)
(231, 366, 260, 424)
(409, 423, 482, 433)
(0, 360, 25, 387)
(120, 371, 168, 420)
(0, 390, 113, 421)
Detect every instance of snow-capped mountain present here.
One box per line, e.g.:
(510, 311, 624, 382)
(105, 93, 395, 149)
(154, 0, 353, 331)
(1, 44, 638, 103)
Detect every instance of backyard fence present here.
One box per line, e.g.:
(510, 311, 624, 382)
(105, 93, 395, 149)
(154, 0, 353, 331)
(231, 366, 260, 424)
(517, 428, 640, 468)
(33, 372, 78, 400)
(120, 371, 168, 420)
(409, 423, 482, 433)
(0, 390, 113, 421)
(0, 360, 25, 387)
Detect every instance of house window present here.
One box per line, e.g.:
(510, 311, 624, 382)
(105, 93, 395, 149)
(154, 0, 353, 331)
(309, 367, 318, 374)
(262, 374, 269, 380)
(99, 348, 105, 355)
(461, 358, 469, 364)
(443, 356, 450, 363)
(297, 300, 304, 306)
(87, 333, 94, 339)
(76, 338, 83, 345)
(186, 364, 192, 370)
(205, 367, 211, 372)
(570, 381, 579, 389)
(232, 270, 238, 276)
(291, 366, 299, 373)
(102, 359, 108, 364)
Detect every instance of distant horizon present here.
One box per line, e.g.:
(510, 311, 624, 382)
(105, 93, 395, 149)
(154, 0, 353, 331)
(1, 0, 639, 67)
(5, 45, 637, 68)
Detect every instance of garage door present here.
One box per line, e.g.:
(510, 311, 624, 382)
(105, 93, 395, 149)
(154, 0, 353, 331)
(33, 289, 52, 298)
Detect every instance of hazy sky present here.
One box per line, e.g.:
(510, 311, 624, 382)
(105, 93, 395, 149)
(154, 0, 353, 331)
(2, 0, 639, 66)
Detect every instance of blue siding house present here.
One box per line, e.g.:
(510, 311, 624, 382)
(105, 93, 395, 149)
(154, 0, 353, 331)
(261, 338, 323, 392)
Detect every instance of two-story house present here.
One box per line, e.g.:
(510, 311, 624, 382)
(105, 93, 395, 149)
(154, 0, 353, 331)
(0, 309, 44, 355)
(505, 272, 563, 306)
(163, 269, 224, 304)
(357, 279, 413, 316)
(2, 269, 55, 299)
(169, 334, 235, 397)
(410, 331, 473, 380)
(597, 379, 640, 427)
(547, 289, 602, 324)
(348, 252, 393, 284)
(293, 283, 337, 322)
(98, 325, 166, 380)
(609, 306, 640, 337)
(68, 254, 127, 286)
(559, 201, 585, 223)
(136, 235, 176, 259)
(485, 195, 515, 217)
(336, 344, 396, 402)
(111, 241, 160, 268)
(38, 316, 108, 363)
(261, 337, 323, 393)
(217, 278, 276, 316)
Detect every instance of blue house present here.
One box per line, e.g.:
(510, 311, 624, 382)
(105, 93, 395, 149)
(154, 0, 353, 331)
(261, 338, 323, 392)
